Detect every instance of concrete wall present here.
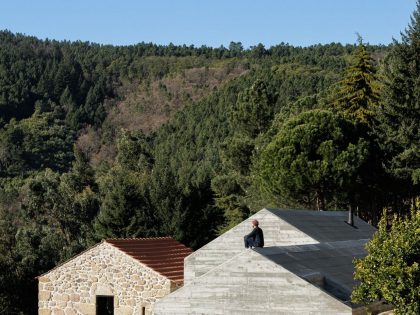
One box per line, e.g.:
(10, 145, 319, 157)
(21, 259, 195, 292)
(38, 242, 176, 315)
(184, 209, 318, 283)
(156, 249, 353, 314)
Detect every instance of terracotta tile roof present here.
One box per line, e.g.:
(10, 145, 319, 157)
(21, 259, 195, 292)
(106, 237, 193, 284)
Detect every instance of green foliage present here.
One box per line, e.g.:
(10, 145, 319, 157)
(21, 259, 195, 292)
(0, 148, 99, 314)
(150, 109, 225, 247)
(253, 110, 370, 210)
(0, 204, 23, 314)
(94, 166, 153, 239)
(332, 37, 379, 124)
(148, 163, 220, 249)
(20, 151, 99, 259)
(211, 79, 277, 231)
(116, 129, 153, 171)
(0, 28, 410, 314)
(219, 135, 255, 176)
(352, 200, 420, 314)
(377, 1, 420, 189)
(228, 42, 244, 56)
(0, 110, 75, 177)
(211, 172, 250, 232)
(94, 130, 154, 239)
(232, 79, 276, 138)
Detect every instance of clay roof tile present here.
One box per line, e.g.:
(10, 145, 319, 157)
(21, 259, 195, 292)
(105, 237, 192, 284)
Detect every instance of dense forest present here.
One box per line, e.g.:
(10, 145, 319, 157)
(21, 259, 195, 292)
(0, 3, 419, 313)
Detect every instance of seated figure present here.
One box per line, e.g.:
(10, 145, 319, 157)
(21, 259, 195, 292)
(244, 219, 264, 248)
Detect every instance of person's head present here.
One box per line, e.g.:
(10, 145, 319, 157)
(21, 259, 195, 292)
(251, 219, 259, 228)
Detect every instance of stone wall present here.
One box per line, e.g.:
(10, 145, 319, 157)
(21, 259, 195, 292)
(38, 242, 176, 315)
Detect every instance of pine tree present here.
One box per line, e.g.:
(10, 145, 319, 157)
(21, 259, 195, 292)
(94, 166, 151, 239)
(377, 1, 420, 189)
(333, 37, 379, 125)
(233, 79, 276, 138)
(253, 110, 370, 210)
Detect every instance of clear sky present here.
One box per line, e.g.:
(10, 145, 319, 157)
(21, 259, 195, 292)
(0, 0, 417, 48)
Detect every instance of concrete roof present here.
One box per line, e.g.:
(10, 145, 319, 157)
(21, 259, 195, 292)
(257, 239, 369, 305)
(156, 241, 367, 314)
(157, 209, 377, 314)
(267, 208, 376, 242)
(184, 208, 376, 283)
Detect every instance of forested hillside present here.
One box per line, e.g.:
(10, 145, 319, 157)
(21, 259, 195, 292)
(0, 4, 419, 312)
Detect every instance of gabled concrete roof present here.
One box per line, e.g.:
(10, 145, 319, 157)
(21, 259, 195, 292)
(184, 208, 376, 283)
(156, 209, 377, 314)
(267, 209, 376, 242)
(258, 239, 369, 304)
(156, 240, 367, 314)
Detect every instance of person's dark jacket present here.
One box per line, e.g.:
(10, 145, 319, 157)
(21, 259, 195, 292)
(245, 226, 264, 247)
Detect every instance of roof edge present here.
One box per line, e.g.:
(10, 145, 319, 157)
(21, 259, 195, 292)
(104, 236, 174, 241)
(105, 241, 185, 284)
(37, 237, 189, 282)
(157, 248, 354, 311)
(36, 240, 106, 279)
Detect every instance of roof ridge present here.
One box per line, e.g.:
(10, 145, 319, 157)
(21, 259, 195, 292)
(105, 236, 173, 241)
(185, 209, 275, 258)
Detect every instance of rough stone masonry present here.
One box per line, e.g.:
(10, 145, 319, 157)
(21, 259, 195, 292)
(38, 241, 180, 315)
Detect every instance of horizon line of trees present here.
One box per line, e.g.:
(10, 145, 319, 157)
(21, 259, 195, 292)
(0, 1, 419, 312)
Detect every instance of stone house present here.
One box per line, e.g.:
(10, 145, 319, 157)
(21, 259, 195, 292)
(155, 208, 392, 314)
(38, 237, 192, 315)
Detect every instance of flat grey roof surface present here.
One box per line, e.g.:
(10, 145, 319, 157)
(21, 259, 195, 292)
(256, 239, 368, 305)
(267, 208, 377, 242)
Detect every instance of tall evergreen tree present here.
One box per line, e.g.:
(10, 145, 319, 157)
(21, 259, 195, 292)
(94, 166, 152, 239)
(377, 1, 420, 192)
(332, 37, 379, 125)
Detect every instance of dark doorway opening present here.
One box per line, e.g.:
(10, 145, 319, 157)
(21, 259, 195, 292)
(96, 295, 114, 315)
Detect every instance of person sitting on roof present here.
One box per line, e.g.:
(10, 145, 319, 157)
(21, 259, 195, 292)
(244, 219, 264, 248)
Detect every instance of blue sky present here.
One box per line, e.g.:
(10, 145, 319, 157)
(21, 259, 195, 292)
(0, 0, 417, 47)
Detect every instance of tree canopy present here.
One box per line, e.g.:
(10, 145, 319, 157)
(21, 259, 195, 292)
(377, 1, 420, 190)
(332, 36, 379, 125)
(352, 200, 420, 314)
(0, 9, 418, 311)
(253, 109, 370, 210)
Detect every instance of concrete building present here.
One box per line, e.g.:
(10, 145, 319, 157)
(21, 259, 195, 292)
(155, 208, 386, 315)
(38, 209, 390, 314)
(38, 237, 192, 315)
